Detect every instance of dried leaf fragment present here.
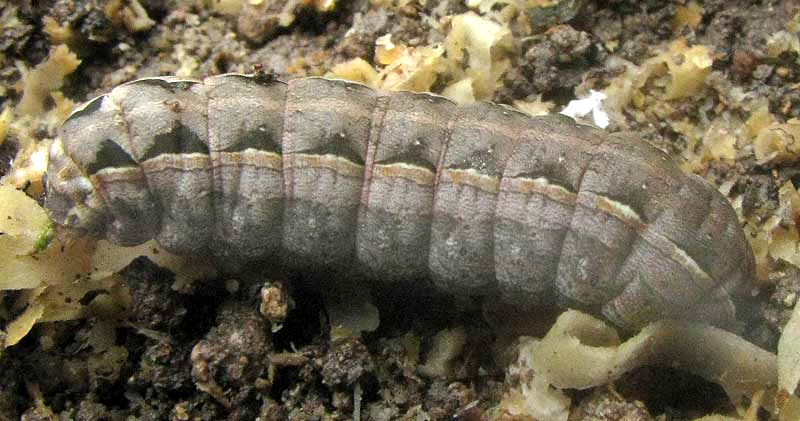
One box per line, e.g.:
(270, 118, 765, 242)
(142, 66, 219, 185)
(0, 183, 53, 257)
(766, 31, 800, 59)
(673, 2, 704, 30)
(0, 107, 11, 145)
(377, 42, 446, 92)
(492, 376, 570, 421)
(91, 239, 216, 288)
(42, 16, 75, 45)
(440, 77, 475, 104)
(663, 39, 713, 100)
(765, 182, 800, 269)
(3, 275, 123, 348)
(524, 310, 777, 411)
(418, 327, 467, 378)
(3, 299, 44, 348)
(210, 0, 246, 15)
(105, 0, 155, 33)
(329, 58, 379, 86)
(778, 300, 800, 396)
(0, 236, 93, 291)
(323, 279, 380, 341)
(17, 45, 81, 115)
(445, 12, 512, 99)
(375, 34, 403, 66)
(753, 119, 800, 164)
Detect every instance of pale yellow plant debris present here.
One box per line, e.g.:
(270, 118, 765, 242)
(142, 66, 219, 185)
(210, 0, 246, 15)
(753, 119, 800, 164)
(465, 0, 522, 29)
(744, 103, 777, 140)
(324, 282, 380, 341)
(50, 91, 78, 122)
(444, 12, 512, 100)
(3, 275, 125, 348)
(329, 58, 379, 86)
(1, 236, 210, 347)
(663, 39, 713, 100)
(779, 302, 800, 402)
(779, 394, 800, 421)
(492, 375, 570, 421)
(0, 183, 53, 257)
(37, 276, 124, 323)
(0, 106, 11, 146)
(0, 235, 93, 291)
(704, 120, 739, 162)
(3, 298, 44, 347)
(765, 183, 800, 270)
(277, 2, 300, 27)
(375, 34, 404, 66)
(673, 2, 704, 30)
(17, 44, 81, 115)
(105, 0, 155, 32)
(42, 16, 75, 45)
(513, 97, 555, 116)
(440, 77, 475, 104)
(418, 327, 467, 378)
(309, 0, 337, 13)
(748, 216, 778, 282)
(519, 310, 776, 412)
(3, 140, 50, 193)
(377, 43, 446, 92)
(0, 182, 211, 347)
(600, 55, 681, 127)
(600, 60, 647, 115)
(766, 31, 800, 59)
(788, 12, 800, 33)
(601, 38, 713, 121)
(681, 116, 742, 169)
(492, 335, 571, 421)
(333, 12, 512, 100)
(92, 239, 217, 288)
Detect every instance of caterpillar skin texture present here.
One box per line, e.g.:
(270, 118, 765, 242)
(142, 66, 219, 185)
(45, 74, 755, 330)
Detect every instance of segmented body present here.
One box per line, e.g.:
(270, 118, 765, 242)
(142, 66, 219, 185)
(45, 74, 755, 329)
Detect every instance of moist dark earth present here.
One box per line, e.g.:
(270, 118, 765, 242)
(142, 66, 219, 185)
(1, 0, 799, 420)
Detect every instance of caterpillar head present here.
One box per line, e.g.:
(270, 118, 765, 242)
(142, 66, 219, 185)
(45, 138, 109, 237)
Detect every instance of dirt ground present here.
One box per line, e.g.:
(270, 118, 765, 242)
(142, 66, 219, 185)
(1, 0, 799, 420)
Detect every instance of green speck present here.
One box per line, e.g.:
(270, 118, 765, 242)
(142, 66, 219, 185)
(33, 222, 55, 253)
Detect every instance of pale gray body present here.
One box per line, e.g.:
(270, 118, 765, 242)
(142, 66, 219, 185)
(45, 74, 755, 330)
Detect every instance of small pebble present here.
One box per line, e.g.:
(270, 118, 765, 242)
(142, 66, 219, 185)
(783, 292, 797, 308)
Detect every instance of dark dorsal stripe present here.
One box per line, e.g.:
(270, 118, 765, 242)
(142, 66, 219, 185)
(141, 123, 209, 161)
(221, 125, 282, 154)
(87, 138, 139, 174)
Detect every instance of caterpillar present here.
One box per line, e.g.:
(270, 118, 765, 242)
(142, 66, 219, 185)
(44, 74, 755, 330)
